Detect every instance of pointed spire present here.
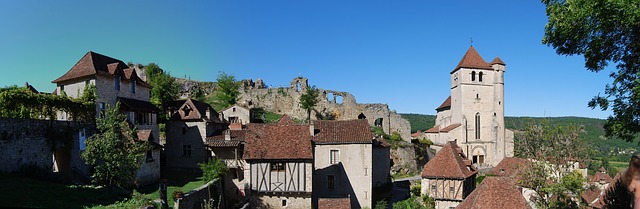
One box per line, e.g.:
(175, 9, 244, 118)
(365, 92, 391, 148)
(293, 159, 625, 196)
(491, 56, 506, 66)
(451, 46, 493, 73)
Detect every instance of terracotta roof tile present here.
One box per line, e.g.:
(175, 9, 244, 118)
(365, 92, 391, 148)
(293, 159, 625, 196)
(312, 119, 373, 144)
(422, 141, 477, 179)
(243, 117, 313, 160)
(581, 187, 601, 205)
(411, 130, 423, 138)
(490, 56, 505, 65)
(276, 115, 295, 125)
(487, 157, 530, 182)
(591, 171, 613, 184)
(205, 130, 247, 148)
(424, 124, 460, 133)
(318, 197, 350, 209)
(52, 51, 150, 87)
(168, 99, 220, 122)
(457, 176, 531, 209)
(436, 96, 451, 111)
(137, 130, 162, 149)
(424, 125, 440, 133)
(451, 46, 494, 74)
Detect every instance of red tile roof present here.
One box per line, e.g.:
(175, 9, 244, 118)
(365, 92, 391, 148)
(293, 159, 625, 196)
(205, 130, 247, 148)
(318, 197, 350, 209)
(490, 56, 505, 65)
(53, 51, 149, 88)
(168, 99, 221, 122)
(487, 157, 530, 182)
(436, 96, 451, 111)
(451, 46, 494, 74)
(581, 187, 601, 205)
(243, 116, 313, 160)
(424, 124, 461, 133)
(137, 130, 162, 149)
(312, 119, 373, 144)
(411, 130, 423, 138)
(422, 141, 477, 179)
(457, 176, 531, 209)
(591, 171, 613, 184)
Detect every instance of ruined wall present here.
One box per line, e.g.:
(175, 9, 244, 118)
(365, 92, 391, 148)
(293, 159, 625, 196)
(175, 179, 225, 209)
(0, 118, 93, 176)
(238, 77, 412, 141)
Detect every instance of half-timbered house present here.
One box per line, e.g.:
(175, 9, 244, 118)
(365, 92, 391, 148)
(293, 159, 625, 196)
(243, 115, 313, 208)
(421, 141, 477, 209)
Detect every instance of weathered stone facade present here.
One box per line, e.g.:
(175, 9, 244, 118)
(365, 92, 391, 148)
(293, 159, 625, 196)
(174, 179, 225, 209)
(238, 77, 412, 141)
(220, 105, 251, 125)
(0, 118, 94, 178)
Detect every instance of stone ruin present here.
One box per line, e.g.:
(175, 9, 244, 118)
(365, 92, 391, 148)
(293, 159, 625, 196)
(238, 77, 411, 141)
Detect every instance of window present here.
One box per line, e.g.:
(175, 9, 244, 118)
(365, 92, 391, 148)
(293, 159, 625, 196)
(271, 162, 285, 172)
(78, 128, 86, 151)
(330, 150, 340, 164)
(449, 186, 455, 193)
(374, 118, 384, 127)
(473, 155, 485, 165)
(281, 199, 287, 207)
(327, 175, 335, 190)
(182, 145, 191, 157)
(471, 71, 476, 81)
(479, 72, 483, 82)
(232, 107, 236, 112)
(60, 85, 64, 92)
(182, 127, 187, 135)
(431, 185, 436, 192)
(130, 80, 136, 94)
(146, 150, 154, 162)
(475, 113, 480, 139)
(115, 75, 120, 91)
(99, 102, 106, 118)
(85, 80, 90, 86)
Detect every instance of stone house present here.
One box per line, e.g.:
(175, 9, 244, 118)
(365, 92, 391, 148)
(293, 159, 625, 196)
(220, 104, 251, 125)
(423, 46, 514, 167)
(420, 141, 477, 209)
(52, 51, 161, 186)
(311, 119, 390, 209)
(165, 98, 225, 170)
(243, 115, 314, 208)
(205, 127, 248, 204)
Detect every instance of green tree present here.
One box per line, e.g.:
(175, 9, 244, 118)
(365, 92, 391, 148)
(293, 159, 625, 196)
(145, 63, 180, 122)
(299, 85, 319, 122)
(542, 0, 640, 142)
(199, 158, 228, 182)
(81, 102, 149, 188)
(211, 72, 240, 110)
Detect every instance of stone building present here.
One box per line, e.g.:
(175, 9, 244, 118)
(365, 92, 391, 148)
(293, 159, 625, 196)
(423, 46, 514, 167)
(165, 98, 225, 170)
(52, 51, 161, 186)
(420, 141, 477, 209)
(238, 77, 412, 141)
(220, 104, 251, 125)
(243, 115, 314, 208)
(311, 119, 390, 209)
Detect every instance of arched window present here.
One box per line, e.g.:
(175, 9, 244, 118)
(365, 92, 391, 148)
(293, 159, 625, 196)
(475, 113, 480, 139)
(471, 71, 476, 81)
(479, 72, 483, 82)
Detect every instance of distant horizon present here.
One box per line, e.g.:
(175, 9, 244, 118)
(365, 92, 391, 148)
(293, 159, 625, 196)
(0, 1, 615, 119)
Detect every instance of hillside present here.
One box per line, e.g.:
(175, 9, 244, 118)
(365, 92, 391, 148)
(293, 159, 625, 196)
(400, 113, 640, 160)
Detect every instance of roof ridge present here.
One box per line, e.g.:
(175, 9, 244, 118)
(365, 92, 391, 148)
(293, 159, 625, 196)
(451, 46, 493, 73)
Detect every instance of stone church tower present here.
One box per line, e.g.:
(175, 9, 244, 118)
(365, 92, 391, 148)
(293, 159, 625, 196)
(424, 46, 514, 167)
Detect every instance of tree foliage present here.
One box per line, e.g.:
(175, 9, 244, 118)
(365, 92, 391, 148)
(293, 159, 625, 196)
(542, 0, 640, 142)
(299, 85, 319, 122)
(81, 102, 149, 188)
(211, 72, 240, 110)
(0, 85, 95, 122)
(145, 63, 180, 122)
(199, 158, 228, 182)
(515, 121, 589, 208)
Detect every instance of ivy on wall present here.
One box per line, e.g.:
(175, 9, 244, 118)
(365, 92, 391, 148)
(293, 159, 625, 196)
(0, 85, 95, 122)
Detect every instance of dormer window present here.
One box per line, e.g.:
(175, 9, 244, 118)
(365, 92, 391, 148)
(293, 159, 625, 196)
(130, 80, 136, 94)
(471, 71, 476, 81)
(115, 75, 120, 91)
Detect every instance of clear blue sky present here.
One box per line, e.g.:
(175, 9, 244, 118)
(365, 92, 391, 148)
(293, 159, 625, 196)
(0, 1, 614, 119)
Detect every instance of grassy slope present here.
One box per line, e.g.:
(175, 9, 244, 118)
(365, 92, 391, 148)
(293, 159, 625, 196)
(400, 113, 640, 160)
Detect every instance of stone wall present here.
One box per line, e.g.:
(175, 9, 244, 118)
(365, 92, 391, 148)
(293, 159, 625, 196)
(238, 77, 412, 141)
(0, 118, 93, 177)
(175, 178, 225, 209)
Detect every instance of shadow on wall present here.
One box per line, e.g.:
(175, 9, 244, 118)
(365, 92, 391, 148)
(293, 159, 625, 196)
(313, 163, 360, 209)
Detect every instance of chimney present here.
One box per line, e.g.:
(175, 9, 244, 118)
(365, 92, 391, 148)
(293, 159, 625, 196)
(309, 121, 315, 136)
(224, 130, 231, 141)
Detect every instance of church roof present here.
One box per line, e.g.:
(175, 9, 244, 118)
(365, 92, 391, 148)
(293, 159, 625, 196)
(451, 46, 494, 74)
(421, 141, 477, 179)
(490, 56, 505, 65)
(424, 123, 461, 133)
(435, 96, 451, 111)
(456, 176, 531, 209)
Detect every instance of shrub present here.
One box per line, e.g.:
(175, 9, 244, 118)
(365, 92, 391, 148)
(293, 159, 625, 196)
(410, 182, 421, 197)
(199, 158, 228, 182)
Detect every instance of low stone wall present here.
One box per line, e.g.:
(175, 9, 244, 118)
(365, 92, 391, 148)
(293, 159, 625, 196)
(0, 117, 93, 177)
(175, 178, 225, 209)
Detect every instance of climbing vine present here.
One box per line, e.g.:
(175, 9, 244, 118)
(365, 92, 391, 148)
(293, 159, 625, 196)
(0, 85, 95, 122)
